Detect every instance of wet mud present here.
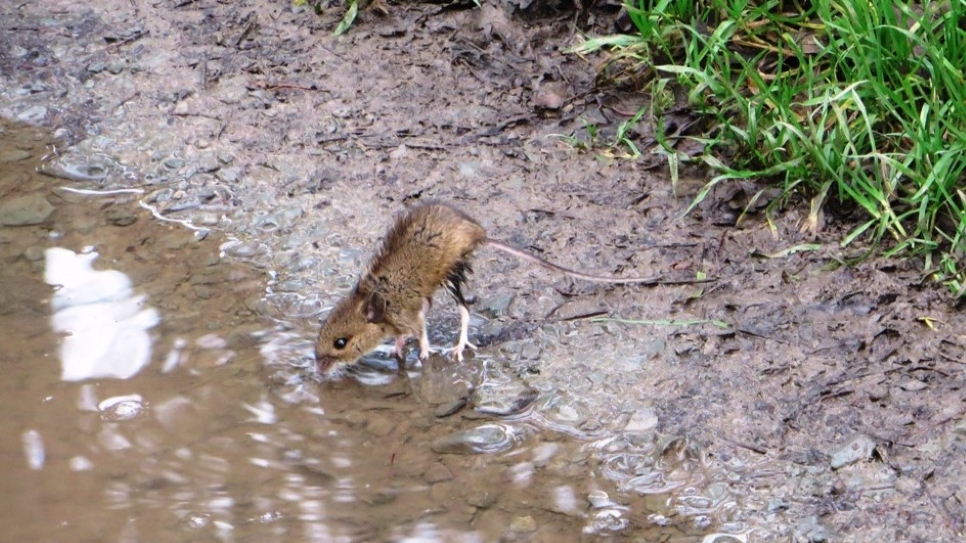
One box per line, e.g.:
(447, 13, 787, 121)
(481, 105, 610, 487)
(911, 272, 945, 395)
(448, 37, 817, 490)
(2, 0, 966, 541)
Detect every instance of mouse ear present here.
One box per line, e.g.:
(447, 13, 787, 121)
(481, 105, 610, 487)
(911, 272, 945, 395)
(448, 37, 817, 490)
(364, 291, 387, 323)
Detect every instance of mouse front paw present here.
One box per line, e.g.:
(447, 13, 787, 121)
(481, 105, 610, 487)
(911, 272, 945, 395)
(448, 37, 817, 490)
(445, 340, 477, 361)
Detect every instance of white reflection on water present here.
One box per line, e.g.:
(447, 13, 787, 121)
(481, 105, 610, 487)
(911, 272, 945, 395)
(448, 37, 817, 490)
(44, 247, 160, 381)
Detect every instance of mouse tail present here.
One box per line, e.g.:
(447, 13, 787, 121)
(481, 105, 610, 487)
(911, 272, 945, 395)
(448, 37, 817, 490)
(483, 239, 664, 284)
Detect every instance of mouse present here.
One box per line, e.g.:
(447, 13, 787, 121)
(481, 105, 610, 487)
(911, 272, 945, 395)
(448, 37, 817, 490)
(315, 200, 700, 374)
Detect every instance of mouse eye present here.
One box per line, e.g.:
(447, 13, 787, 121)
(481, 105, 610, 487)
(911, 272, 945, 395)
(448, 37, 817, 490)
(333, 337, 349, 350)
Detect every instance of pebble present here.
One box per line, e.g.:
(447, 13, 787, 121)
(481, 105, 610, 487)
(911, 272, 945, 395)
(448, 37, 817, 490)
(105, 207, 137, 227)
(794, 516, 832, 542)
(434, 398, 467, 418)
(472, 382, 538, 417)
(0, 193, 55, 225)
(424, 463, 453, 483)
(42, 155, 111, 182)
(17, 105, 48, 123)
(509, 516, 537, 532)
(0, 149, 31, 162)
(23, 246, 45, 262)
(430, 424, 515, 455)
(830, 433, 876, 469)
(216, 167, 241, 183)
(624, 408, 658, 433)
(366, 415, 396, 437)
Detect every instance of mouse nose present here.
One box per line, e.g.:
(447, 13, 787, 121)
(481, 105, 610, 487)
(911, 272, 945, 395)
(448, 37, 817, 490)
(315, 353, 335, 373)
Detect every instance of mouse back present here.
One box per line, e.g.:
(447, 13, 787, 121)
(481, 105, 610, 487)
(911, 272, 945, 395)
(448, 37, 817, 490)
(366, 201, 487, 298)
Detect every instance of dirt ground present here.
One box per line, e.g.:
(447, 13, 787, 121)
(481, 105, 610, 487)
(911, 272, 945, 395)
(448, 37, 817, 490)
(3, 0, 966, 541)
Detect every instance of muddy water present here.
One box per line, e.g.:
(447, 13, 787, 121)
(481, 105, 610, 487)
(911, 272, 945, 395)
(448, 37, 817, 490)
(0, 122, 733, 541)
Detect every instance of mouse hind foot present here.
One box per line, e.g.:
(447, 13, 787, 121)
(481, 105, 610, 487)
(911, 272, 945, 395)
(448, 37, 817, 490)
(445, 303, 477, 361)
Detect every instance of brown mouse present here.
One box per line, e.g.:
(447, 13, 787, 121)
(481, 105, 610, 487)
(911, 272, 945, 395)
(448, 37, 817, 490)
(315, 200, 698, 373)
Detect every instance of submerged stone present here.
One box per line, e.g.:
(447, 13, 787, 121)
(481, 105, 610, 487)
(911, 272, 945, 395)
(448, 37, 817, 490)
(0, 193, 55, 225)
(430, 424, 515, 455)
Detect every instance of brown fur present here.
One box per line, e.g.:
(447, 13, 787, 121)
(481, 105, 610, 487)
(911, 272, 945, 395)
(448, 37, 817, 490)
(315, 201, 485, 372)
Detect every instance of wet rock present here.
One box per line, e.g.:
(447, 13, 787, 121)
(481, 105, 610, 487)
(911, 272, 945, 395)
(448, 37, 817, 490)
(88, 62, 106, 73)
(472, 381, 538, 417)
(216, 166, 241, 183)
(196, 154, 221, 173)
(362, 490, 395, 506)
(898, 378, 928, 392)
(0, 193, 55, 225)
(466, 488, 499, 509)
(479, 294, 514, 317)
(23, 246, 45, 262)
(587, 490, 618, 509)
(366, 414, 396, 437)
(830, 433, 876, 469)
(226, 323, 264, 350)
(434, 398, 467, 418)
(105, 207, 137, 226)
(424, 463, 453, 484)
(0, 149, 31, 162)
(41, 154, 112, 182)
(431, 424, 515, 455)
(624, 407, 658, 433)
(868, 385, 890, 402)
(17, 105, 48, 123)
(794, 516, 832, 542)
(767, 498, 789, 513)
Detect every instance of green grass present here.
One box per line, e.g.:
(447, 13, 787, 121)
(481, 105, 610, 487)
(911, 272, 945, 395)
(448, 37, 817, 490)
(571, 0, 966, 296)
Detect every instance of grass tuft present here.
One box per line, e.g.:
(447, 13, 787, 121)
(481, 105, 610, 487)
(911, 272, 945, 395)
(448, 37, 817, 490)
(571, 0, 966, 296)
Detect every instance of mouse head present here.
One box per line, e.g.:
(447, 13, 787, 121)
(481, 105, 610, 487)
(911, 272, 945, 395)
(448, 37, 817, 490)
(315, 288, 389, 373)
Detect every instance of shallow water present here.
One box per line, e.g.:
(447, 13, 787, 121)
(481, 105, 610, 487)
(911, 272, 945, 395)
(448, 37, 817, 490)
(0, 121, 738, 542)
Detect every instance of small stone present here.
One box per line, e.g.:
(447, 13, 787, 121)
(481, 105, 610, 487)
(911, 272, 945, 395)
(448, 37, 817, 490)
(216, 167, 241, 183)
(431, 424, 514, 455)
(434, 398, 467, 418)
(587, 490, 615, 509)
(466, 490, 497, 509)
(23, 246, 45, 262)
(868, 386, 889, 402)
(624, 408, 658, 433)
(830, 433, 876, 469)
(105, 207, 137, 227)
(767, 498, 789, 513)
(509, 515, 537, 532)
(424, 463, 453, 484)
(898, 379, 928, 392)
(17, 105, 48, 123)
(479, 295, 514, 316)
(88, 62, 106, 73)
(226, 324, 264, 350)
(366, 415, 395, 437)
(0, 193, 55, 225)
(473, 383, 537, 417)
(0, 149, 31, 162)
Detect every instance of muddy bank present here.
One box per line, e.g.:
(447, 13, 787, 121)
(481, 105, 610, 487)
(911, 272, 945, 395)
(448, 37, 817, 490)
(2, 0, 966, 541)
